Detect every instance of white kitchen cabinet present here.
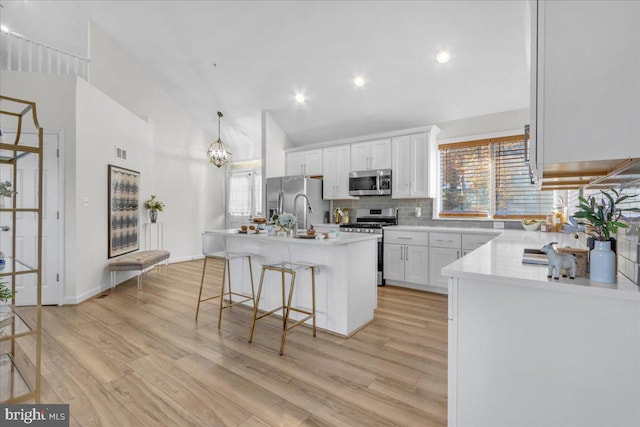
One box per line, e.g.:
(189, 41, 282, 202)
(462, 233, 496, 252)
(286, 149, 323, 176)
(391, 128, 440, 199)
(383, 243, 405, 283)
(384, 231, 429, 286)
(322, 144, 356, 200)
(530, 0, 640, 180)
(429, 232, 462, 290)
(404, 245, 430, 285)
(351, 138, 391, 171)
(430, 247, 460, 290)
(383, 243, 429, 286)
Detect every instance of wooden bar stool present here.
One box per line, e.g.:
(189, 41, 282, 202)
(195, 233, 255, 328)
(248, 257, 316, 356)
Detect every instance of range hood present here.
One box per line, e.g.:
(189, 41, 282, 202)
(541, 158, 640, 191)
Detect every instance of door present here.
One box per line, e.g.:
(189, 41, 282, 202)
(303, 150, 323, 176)
(0, 131, 60, 305)
(404, 245, 429, 285)
(285, 152, 305, 176)
(334, 144, 353, 199)
(429, 247, 459, 290)
(322, 147, 337, 199)
(411, 133, 429, 197)
(351, 141, 370, 171)
(383, 243, 404, 282)
(391, 135, 411, 198)
(370, 138, 391, 170)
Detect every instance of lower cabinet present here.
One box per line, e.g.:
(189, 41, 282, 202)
(383, 243, 429, 285)
(429, 247, 460, 290)
(384, 229, 498, 294)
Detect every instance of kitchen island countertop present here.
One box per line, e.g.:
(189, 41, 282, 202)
(442, 228, 639, 301)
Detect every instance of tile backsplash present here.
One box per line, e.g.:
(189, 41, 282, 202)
(331, 197, 522, 229)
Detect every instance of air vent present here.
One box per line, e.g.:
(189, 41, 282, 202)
(115, 146, 127, 161)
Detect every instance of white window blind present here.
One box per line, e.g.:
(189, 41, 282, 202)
(228, 173, 251, 215)
(439, 143, 490, 217)
(439, 134, 554, 219)
(494, 138, 554, 218)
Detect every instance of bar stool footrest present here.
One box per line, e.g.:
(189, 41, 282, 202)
(285, 315, 313, 331)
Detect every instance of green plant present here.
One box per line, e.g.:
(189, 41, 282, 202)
(0, 281, 15, 303)
(0, 181, 16, 198)
(144, 195, 165, 211)
(569, 186, 640, 241)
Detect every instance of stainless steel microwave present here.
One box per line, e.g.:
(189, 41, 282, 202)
(348, 169, 392, 196)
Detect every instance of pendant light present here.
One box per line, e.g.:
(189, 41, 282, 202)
(207, 111, 232, 167)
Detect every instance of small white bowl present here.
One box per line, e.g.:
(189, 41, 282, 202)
(521, 221, 541, 231)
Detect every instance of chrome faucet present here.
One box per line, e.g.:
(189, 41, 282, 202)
(294, 193, 313, 214)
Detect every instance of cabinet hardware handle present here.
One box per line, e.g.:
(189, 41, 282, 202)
(400, 246, 403, 261)
(398, 237, 412, 240)
(405, 246, 409, 260)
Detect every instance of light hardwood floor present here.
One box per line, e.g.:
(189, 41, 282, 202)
(16, 260, 448, 426)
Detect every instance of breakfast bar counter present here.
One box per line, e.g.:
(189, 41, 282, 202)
(203, 230, 381, 337)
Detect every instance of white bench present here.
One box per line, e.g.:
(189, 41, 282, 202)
(108, 250, 170, 291)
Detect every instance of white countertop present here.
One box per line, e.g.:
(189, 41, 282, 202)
(441, 229, 640, 301)
(204, 229, 380, 246)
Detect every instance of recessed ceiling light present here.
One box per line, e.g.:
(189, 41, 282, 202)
(436, 50, 451, 64)
(354, 76, 365, 87)
(0, 25, 9, 33)
(295, 93, 306, 103)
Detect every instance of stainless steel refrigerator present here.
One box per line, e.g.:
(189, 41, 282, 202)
(266, 176, 328, 231)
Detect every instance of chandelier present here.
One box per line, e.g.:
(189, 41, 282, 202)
(207, 111, 232, 167)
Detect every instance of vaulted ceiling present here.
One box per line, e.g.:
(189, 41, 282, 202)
(1, 1, 530, 153)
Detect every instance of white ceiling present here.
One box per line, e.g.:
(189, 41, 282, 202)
(1, 1, 530, 152)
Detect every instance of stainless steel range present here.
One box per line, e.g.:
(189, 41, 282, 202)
(340, 208, 398, 285)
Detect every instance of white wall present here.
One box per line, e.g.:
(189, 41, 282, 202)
(88, 22, 226, 263)
(262, 110, 288, 178)
(436, 108, 529, 141)
(75, 78, 152, 300)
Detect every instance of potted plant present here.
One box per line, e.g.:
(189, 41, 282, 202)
(0, 281, 16, 329)
(0, 281, 14, 304)
(564, 186, 639, 283)
(144, 195, 165, 223)
(271, 212, 297, 236)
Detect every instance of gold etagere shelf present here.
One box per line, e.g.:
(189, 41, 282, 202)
(0, 95, 43, 404)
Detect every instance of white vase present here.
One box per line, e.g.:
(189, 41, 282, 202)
(590, 240, 616, 283)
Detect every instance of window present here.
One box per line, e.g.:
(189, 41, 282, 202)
(227, 161, 263, 218)
(439, 134, 553, 219)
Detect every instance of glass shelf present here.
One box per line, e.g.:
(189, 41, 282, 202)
(0, 305, 32, 340)
(0, 353, 31, 402)
(0, 257, 37, 277)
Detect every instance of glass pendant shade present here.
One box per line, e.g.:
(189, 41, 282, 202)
(207, 111, 232, 167)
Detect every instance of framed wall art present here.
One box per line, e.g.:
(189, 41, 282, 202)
(108, 164, 140, 258)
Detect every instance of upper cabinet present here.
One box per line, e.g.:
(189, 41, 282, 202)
(323, 144, 356, 200)
(530, 0, 640, 181)
(351, 138, 391, 171)
(391, 128, 440, 199)
(285, 149, 323, 176)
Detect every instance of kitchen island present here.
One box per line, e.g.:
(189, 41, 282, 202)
(203, 230, 381, 337)
(443, 230, 640, 426)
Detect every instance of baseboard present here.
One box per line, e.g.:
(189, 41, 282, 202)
(62, 254, 205, 305)
(385, 280, 448, 295)
(63, 283, 112, 305)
